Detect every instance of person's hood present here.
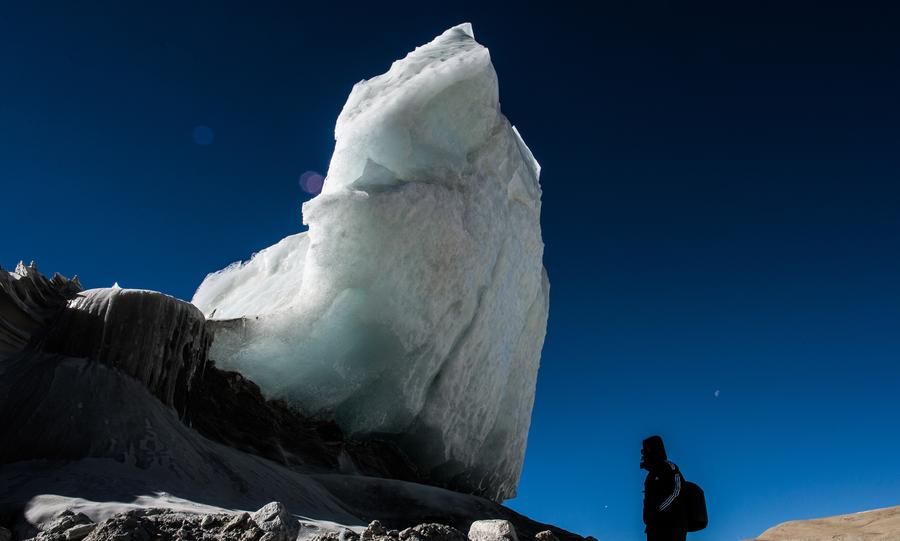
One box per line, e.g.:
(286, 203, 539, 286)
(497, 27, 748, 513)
(641, 435, 667, 469)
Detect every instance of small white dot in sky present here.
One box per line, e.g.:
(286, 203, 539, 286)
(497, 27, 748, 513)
(714, 389, 720, 398)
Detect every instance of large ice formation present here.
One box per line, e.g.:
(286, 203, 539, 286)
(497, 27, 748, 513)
(192, 23, 548, 501)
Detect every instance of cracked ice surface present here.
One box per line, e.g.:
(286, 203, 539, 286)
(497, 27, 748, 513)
(192, 23, 548, 501)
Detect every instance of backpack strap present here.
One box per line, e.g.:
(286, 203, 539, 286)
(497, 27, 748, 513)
(659, 461, 682, 511)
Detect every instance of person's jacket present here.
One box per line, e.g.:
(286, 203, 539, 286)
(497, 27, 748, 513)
(643, 459, 688, 532)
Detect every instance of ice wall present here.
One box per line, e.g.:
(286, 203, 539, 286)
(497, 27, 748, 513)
(192, 23, 548, 501)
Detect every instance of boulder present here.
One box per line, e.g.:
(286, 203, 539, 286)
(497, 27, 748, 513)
(45, 510, 93, 535)
(64, 523, 96, 540)
(251, 502, 298, 541)
(468, 520, 518, 541)
(362, 520, 388, 539)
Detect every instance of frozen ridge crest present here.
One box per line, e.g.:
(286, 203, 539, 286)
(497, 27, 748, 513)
(192, 23, 548, 502)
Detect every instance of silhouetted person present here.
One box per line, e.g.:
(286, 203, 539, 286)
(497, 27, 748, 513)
(641, 435, 688, 541)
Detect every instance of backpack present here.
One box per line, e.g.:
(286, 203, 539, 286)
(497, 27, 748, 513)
(682, 480, 708, 532)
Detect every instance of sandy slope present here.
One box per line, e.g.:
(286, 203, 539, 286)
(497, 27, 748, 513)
(752, 505, 900, 541)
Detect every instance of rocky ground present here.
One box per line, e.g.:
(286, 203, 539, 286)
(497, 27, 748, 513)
(0, 501, 572, 541)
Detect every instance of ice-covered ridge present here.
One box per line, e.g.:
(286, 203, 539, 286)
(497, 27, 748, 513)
(192, 23, 548, 501)
(192, 232, 310, 319)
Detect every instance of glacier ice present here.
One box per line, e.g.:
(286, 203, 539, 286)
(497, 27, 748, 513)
(192, 23, 548, 501)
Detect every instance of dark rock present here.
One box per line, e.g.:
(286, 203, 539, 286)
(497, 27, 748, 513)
(185, 346, 422, 484)
(223, 512, 252, 533)
(362, 520, 387, 539)
(62, 509, 282, 541)
(398, 523, 467, 541)
(82, 514, 151, 541)
(200, 514, 219, 529)
(63, 523, 95, 540)
(311, 530, 360, 541)
(45, 510, 93, 535)
(184, 358, 342, 472)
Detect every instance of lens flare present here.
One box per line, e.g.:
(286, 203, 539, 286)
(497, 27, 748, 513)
(299, 171, 324, 195)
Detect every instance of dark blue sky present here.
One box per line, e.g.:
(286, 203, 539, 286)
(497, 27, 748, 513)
(3, 3, 900, 540)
